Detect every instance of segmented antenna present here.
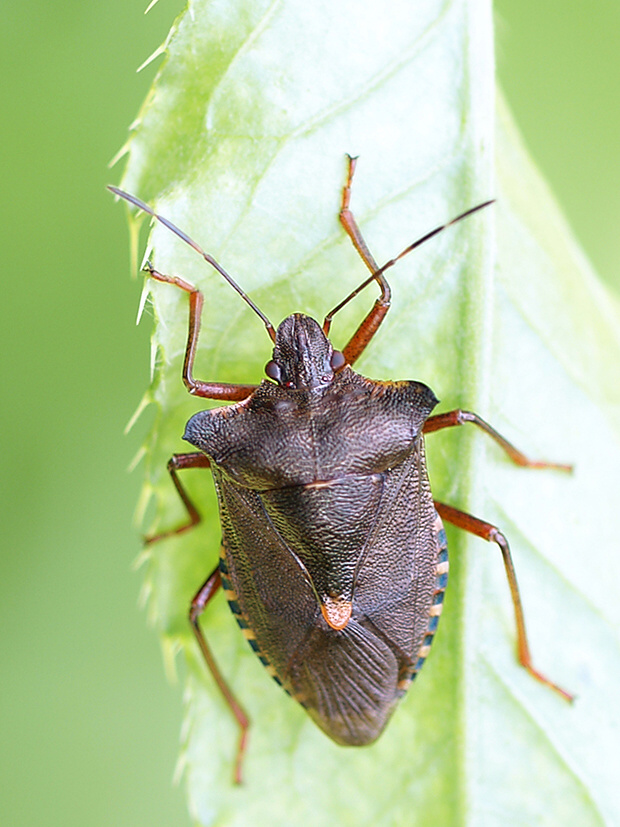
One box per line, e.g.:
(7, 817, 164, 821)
(108, 186, 276, 341)
(325, 199, 495, 322)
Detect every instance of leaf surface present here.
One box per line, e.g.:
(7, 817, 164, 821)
(116, 0, 620, 824)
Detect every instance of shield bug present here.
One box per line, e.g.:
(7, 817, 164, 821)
(110, 156, 572, 783)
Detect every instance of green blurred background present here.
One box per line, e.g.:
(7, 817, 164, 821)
(1, 2, 617, 825)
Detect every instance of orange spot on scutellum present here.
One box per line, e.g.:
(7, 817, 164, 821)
(321, 596, 352, 630)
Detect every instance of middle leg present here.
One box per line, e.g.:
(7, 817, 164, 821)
(425, 409, 572, 471)
(145, 451, 211, 545)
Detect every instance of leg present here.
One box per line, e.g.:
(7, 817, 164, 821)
(146, 458, 250, 779)
(338, 156, 382, 275)
(435, 500, 573, 702)
(425, 410, 572, 471)
(323, 158, 492, 368)
(145, 452, 210, 545)
(110, 185, 275, 340)
(190, 566, 250, 784)
(145, 264, 258, 401)
(322, 156, 392, 366)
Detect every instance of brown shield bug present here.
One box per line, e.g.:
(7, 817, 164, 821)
(110, 156, 572, 783)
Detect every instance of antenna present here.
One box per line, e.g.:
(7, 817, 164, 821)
(325, 199, 495, 322)
(108, 186, 276, 341)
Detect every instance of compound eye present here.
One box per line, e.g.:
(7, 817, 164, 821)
(265, 360, 281, 382)
(330, 350, 346, 370)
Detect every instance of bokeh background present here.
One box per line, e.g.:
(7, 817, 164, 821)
(1, 2, 618, 825)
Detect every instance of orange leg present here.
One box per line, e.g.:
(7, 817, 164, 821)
(144, 456, 250, 781)
(322, 156, 391, 367)
(190, 566, 250, 785)
(145, 264, 258, 401)
(144, 452, 210, 545)
(425, 409, 572, 471)
(435, 500, 573, 702)
(323, 157, 493, 368)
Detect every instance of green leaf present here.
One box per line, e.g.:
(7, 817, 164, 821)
(116, 1, 620, 824)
